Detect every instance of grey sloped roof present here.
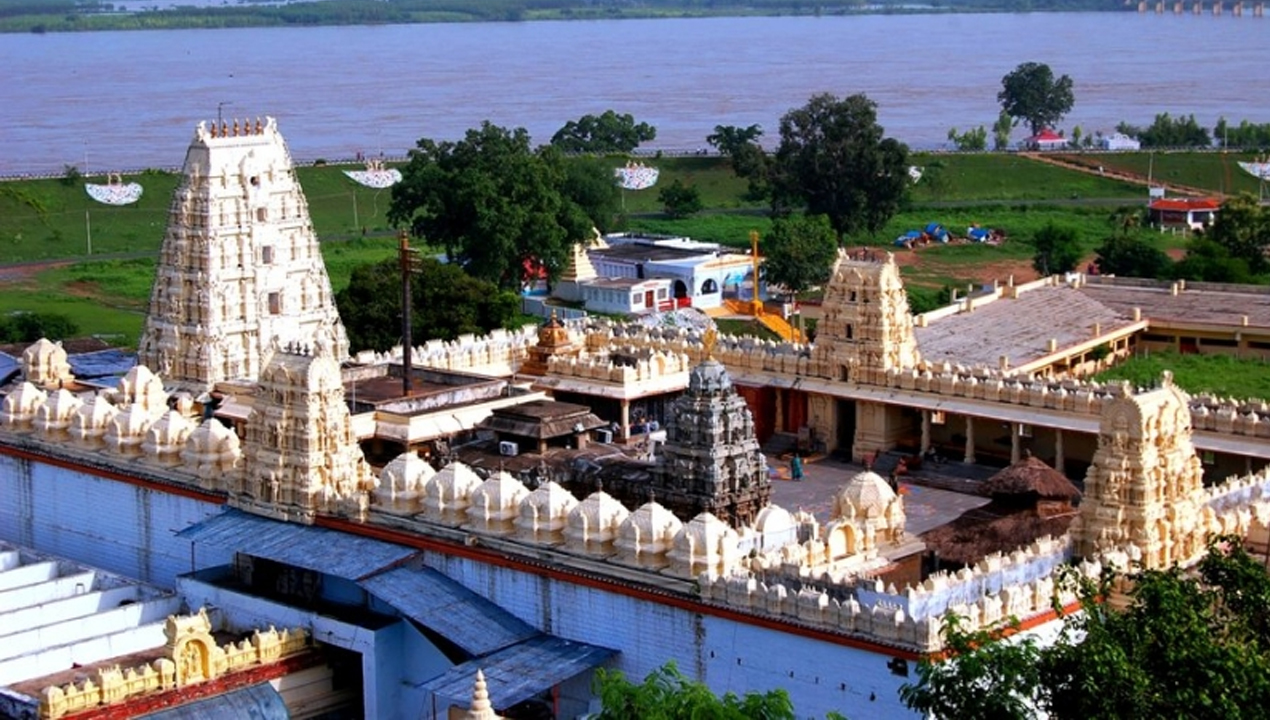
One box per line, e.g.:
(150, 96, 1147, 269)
(358, 566, 538, 657)
(418, 634, 616, 710)
(915, 285, 1131, 368)
(176, 509, 417, 580)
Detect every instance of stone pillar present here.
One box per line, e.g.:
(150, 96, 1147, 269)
(1011, 424, 1022, 464)
(963, 416, 976, 464)
(774, 388, 785, 433)
(620, 399, 631, 441)
(1054, 429, 1065, 474)
(920, 411, 931, 454)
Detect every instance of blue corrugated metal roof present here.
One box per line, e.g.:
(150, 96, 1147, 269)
(419, 634, 616, 709)
(68, 349, 137, 379)
(0, 352, 18, 387)
(136, 682, 289, 719)
(359, 566, 538, 657)
(176, 509, 417, 580)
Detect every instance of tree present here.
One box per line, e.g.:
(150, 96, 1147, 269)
(992, 110, 1014, 151)
(0, 312, 78, 343)
(594, 661, 796, 720)
(1117, 113, 1211, 148)
(1030, 222, 1083, 276)
(947, 125, 988, 152)
(334, 256, 519, 353)
(998, 62, 1075, 136)
(900, 537, 1270, 720)
(1172, 236, 1254, 283)
(1207, 194, 1270, 274)
(388, 122, 595, 290)
(1094, 206, 1172, 278)
(657, 179, 702, 219)
(556, 152, 622, 233)
(762, 214, 838, 305)
(770, 93, 910, 238)
(551, 110, 656, 154)
(706, 123, 764, 157)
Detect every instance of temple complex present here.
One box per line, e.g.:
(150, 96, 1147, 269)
(7, 118, 1270, 719)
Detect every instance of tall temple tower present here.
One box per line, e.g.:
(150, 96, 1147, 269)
(654, 331, 771, 527)
(812, 250, 921, 386)
(138, 117, 348, 391)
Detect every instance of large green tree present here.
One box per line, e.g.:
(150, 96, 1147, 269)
(334, 256, 519, 353)
(998, 62, 1075, 136)
(762, 214, 838, 303)
(706, 123, 764, 157)
(901, 536, 1270, 720)
(551, 110, 656, 154)
(388, 122, 597, 290)
(1094, 206, 1172, 278)
(1207, 194, 1270, 274)
(769, 93, 910, 238)
(1030, 222, 1083, 276)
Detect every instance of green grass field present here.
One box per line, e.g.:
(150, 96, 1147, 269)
(0, 151, 1239, 350)
(1049, 150, 1266, 197)
(1094, 351, 1270, 401)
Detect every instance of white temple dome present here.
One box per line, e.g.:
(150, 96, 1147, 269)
(833, 470, 895, 519)
(380, 451, 436, 493)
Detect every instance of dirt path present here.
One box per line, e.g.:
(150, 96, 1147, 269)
(1019, 152, 1215, 198)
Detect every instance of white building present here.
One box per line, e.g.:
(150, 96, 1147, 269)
(1099, 132, 1141, 151)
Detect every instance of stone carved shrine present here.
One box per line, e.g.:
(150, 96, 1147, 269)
(653, 330, 771, 526)
(232, 334, 377, 524)
(138, 117, 348, 391)
(1074, 372, 1208, 568)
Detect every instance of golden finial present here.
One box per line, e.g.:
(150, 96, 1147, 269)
(703, 327, 718, 359)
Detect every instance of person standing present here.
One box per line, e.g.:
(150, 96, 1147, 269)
(791, 453, 804, 482)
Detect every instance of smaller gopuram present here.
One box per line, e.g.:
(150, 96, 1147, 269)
(812, 249, 922, 461)
(138, 116, 348, 391)
(232, 330, 377, 524)
(813, 249, 921, 385)
(653, 329, 771, 526)
(518, 311, 582, 377)
(1074, 372, 1207, 568)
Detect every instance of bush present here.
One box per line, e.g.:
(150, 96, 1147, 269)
(0, 312, 79, 343)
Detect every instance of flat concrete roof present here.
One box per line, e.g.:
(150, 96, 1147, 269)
(916, 285, 1133, 368)
(1078, 281, 1270, 330)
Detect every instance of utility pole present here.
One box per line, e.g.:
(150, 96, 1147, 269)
(750, 230, 763, 316)
(399, 230, 418, 397)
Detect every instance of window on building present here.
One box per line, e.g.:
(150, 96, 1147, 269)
(261, 246, 274, 265)
(268, 292, 281, 315)
(256, 207, 268, 222)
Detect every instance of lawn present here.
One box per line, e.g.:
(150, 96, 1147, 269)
(907, 153, 1145, 203)
(1049, 150, 1266, 197)
(1095, 351, 1270, 401)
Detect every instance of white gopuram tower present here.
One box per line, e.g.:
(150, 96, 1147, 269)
(139, 117, 349, 391)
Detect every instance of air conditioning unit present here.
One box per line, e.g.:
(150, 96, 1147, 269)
(498, 441, 519, 457)
(595, 429, 613, 444)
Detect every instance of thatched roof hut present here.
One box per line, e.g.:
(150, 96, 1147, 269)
(920, 506, 1076, 568)
(980, 452, 1081, 505)
(920, 453, 1081, 569)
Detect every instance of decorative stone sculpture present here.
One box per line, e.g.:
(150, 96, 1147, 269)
(424, 461, 484, 526)
(21, 338, 74, 390)
(33, 388, 82, 437)
(467, 471, 530, 536)
(376, 451, 436, 514)
(616, 500, 684, 569)
(565, 490, 630, 556)
(182, 419, 242, 488)
(667, 512, 741, 579)
(68, 395, 117, 447)
(0, 382, 46, 430)
(141, 409, 195, 466)
(515, 481, 578, 545)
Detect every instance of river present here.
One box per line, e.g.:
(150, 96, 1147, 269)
(2, 12, 1267, 175)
